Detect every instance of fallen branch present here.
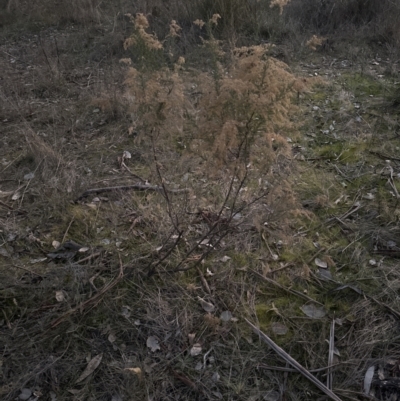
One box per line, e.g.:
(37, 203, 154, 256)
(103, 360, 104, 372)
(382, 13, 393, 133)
(245, 319, 343, 401)
(369, 150, 400, 162)
(257, 362, 343, 373)
(327, 319, 335, 390)
(74, 184, 189, 202)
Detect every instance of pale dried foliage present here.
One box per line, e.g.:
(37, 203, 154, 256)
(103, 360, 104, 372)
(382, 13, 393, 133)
(124, 13, 163, 51)
(270, 0, 291, 15)
(193, 19, 205, 29)
(169, 19, 181, 37)
(306, 34, 326, 51)
(209, 13, 221, 26)
(193, 44, 301, 169)
(123, 38, 303, 172)
(124, 67, 186, 137)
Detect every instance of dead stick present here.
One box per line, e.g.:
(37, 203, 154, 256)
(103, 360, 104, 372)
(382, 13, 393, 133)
(267, 263, 294, 275)
(197, 267, 211, 294)
(369, 150, 400, 162)
(245, 319, 343, 401)
(75, 184, 188, 202)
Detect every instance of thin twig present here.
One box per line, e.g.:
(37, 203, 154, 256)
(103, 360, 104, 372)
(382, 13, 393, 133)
(12, 263, 43, 277)
(267, 263, 294, 275)
(62, 216, 75, 243)
(120, 161, 147, 182)
(75, 251, 102, 264)
(369, 150, 400, 162)
(147, 231, 184, 276)
(307, 247, 327, 265)
(0, 199, 14, 210)
(257, 362, 343, 373)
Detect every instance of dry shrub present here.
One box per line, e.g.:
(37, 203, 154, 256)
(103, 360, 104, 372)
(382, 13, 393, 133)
(124, 66, 186, 136)
(121, 13, 311, 242)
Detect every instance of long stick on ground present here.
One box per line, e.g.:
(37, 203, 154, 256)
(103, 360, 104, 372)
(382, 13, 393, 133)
(75, 184, 188, 202)
(245, 319, 343, 401)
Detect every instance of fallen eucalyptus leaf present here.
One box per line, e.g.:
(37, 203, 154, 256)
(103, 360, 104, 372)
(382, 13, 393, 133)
(147, 336, 160, 352)
(362, 193, 375, 200)
(23, 172, 35, 181)
(220, 311, 232, 322)
(18, 388, 32, 400)
(271, 322, 288, 335)
(300, 304, 326, 319)
(75, 353, 103, 383)
(55, 290, 66, 302)
(364, 365, 375, 395)
(30, 257, 47, 264)
(125, 367, 142, 380)
(121, 306, 131, 318)
(315, 258, 328, 268)
(123, 150, 132, 159)
(198, 297, 215, 313)
(190, 343, 202, 356)
(212, 372, 220, 381)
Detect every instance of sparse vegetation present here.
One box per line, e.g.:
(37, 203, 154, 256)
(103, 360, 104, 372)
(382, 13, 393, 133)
(1, 1, 400, 401)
